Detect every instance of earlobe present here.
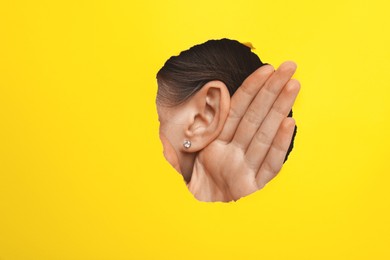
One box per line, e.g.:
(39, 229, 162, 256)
(184, 81, 230, 152)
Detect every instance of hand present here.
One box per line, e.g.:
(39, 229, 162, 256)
(187, 61, 300, 202)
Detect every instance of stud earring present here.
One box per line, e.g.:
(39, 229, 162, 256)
(183, 140, 191, 149)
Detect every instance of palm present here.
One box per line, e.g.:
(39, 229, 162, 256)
(193, 141, 257, 201)
(187, 62, 300, 202)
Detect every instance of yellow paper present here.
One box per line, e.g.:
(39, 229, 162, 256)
(0, 0, 389, 259)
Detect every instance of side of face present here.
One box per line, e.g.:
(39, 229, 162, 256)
(157, 103, 188, 175)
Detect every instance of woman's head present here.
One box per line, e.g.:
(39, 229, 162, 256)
(156, 39, 265, 107)
(156, 39, 296, 182)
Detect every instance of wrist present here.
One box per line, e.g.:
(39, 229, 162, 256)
(187, 161, 233, 202)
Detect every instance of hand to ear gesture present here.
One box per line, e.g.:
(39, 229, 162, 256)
(187, 61, 300, 202)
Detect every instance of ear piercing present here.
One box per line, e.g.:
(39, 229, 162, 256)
(183, 140, 191, 149)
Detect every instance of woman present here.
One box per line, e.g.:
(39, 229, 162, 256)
(156, 39, 300, 202)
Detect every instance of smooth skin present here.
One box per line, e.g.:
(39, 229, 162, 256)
(158, 61, 300, 202)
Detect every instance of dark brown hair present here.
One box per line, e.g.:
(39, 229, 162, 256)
(156, 38, 267, 107)
(156, 38, 297, 161)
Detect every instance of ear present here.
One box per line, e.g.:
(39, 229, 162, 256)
(182, 80, 230, 152)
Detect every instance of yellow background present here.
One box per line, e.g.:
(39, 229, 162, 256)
(1, 0, 389, 259)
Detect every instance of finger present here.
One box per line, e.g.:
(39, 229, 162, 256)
(232, 61, 297, 150)
(217, 64, 274, 143)
(255, 117, 296, 189)
(245, 78, 300, 168)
